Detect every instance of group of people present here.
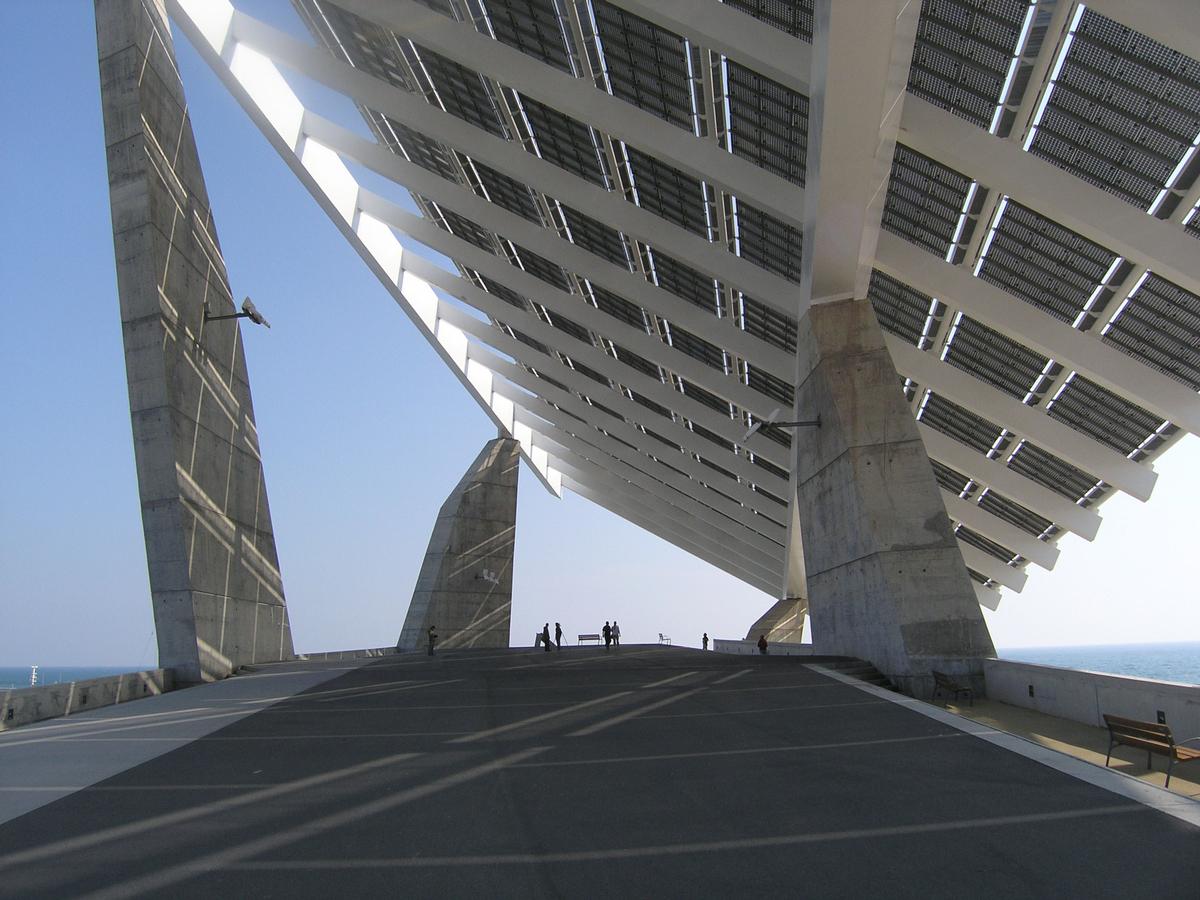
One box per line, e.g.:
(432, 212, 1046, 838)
(536, 622, 564, 651)
(601, 620, 620, 649)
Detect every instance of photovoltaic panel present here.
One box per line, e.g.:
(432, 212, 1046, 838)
(977, 201, 1118, 324)
(906, 0, 1027, 129)
(747, 365, 794, 407)
(315, 5, 414, 91)
(630, 390, 674, 420)
(586, 396, 626, 423)
(411, 44, 508, 138)
(918, 393, 1004, 454)
(881, 144, 972, 256)
(376, 116, 458, 180)
(726, 61, 808, 187)
(509, 327, 550, 355)
(625, 146, 709, 237)
(736, 201, 802, 283)
(1028, 10, 1200, 209)
(977, 488, 1054, 539)
(754, 486, 788, 508)
(721, 0, 813, 41)
(512, 243, 571, 289)
(590, 284, 649, 332)
(472, 160, 542, 223)
(751, 454, 789, 482)
(518, 95, 608, 187)
(480, 274, 529, 310)
(483, 0, 572, 74)
(651, 251, 721, 313)
(679, 379, 733, 416)
(1007, 441, 1102, 504)
(546, 310, 593, 345)
(1046, 375, 1164, 456)
(931, 459, 973, 495)
(868, 269, 940, 348)
(643, 426, 682, 450)
(668, 324, 727, 372)
(690, 421, 736, 453)
(591, 1, 694, 131)
(942, 315, 1054, 402)
(610, 343, 662, 382)
(1103, 274, 1200, 390)
(561, 205, 631, 268)
(758, 422, 791, 447)
(567, 357, 611, 387)
(432, 203, 498, 252)
(956, 524, 1017, 564)
(740, 294, 797, 353)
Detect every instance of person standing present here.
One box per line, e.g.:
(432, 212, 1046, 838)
(757, 634, 768, 655)
(702, 633, 709, 651)
(602, 621, 612, 650)
(611, 621, 621, 647)
(542, 623, 552, 652)
(554, 622, 563, 650)
(427, 625, 438, 656)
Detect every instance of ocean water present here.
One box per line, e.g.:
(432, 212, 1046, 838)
(0, 666, 151, 691)
(999, 642, 1200, 686)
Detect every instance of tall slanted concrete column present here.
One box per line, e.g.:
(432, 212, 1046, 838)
(795, 298, 994, 695)
(96, 0, 294, 682)
(398, 439, 519, 651)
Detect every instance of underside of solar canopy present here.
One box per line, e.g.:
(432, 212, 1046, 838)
(169, 0, 1200, 612)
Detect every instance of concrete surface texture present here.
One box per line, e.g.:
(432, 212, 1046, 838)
(95, 0, 293, 682)
(1, 670, 172, 732)
(398, 438, 519, 651)
(794, 298, 995, 694)
(0, 647, 1195, 898)
(744, 596, 808, 643)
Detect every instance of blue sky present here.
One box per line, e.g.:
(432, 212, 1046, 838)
(2, 3, 1197, 666)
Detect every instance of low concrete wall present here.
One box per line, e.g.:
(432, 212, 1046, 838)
(0, 669, 173, 732)
(713, 639, 817, 657)
(985, 659, 1200, 736)
(296, 647, 399, 662)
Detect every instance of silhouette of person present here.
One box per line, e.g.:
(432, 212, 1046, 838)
(542, 623, 552, 652)
(702, 633, 709, 651)
(603, 621, 612, 649)
(555, 622, 563, 650)
(427, 625, 438, 656)
(611, 621, 621, 647)
(757, 634, 768, 655)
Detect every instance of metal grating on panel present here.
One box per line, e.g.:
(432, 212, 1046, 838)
(1027, 10, 1200, 210)
(314, 4, 415, 91)
(591, 1, 694, 131)
(472, 159, 542, 223)
(956, 524, 1017, 564)
(932, 459, 973, 495)
(740, 294, 797, 353)
(483, 0, 572, 74)
(512, 243, 572, 289)
(610, 343, 662, 382)
(1006, 440, 1101, 503)
(432, 202, 499, 252)
(906, 0, 1028, 129)
(942, 315, 1055, 402)
(376, 116, 459, 179)
(651, 251, 722, 314)
(411, 44, 509, 138)
(736, 201, 803, 283)
(868, 270, 942, 348)
(518, 95, 609, 187)
(1103, 274, 1200, 390)
(977, 201, 1118, 324)
(679, 378, 733, 417)
(721, 0, 813, 41)
(561, 205, 632, 269)
(624, 146, 709, 237)
(882, 144, 972, 255)
(747, 365, 794, 407)
(1046, 375, 1165, 456)
(480, 274, 529, 310)
(667, 324, 727, 372)
(918, 393, 1005, 454)
(590, 284, 649, 332)
(977, 488, 1054, 539)
(726, 61, 808, 187)
(546, 310, 593, 345)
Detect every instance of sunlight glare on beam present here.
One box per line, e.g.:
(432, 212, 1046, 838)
(229, 44, 303, 150)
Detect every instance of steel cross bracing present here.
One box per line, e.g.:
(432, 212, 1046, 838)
(168, 0, 1200, 609)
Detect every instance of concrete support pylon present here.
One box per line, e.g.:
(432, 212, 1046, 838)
(745, 597, 807, 645)
(398, 438, 519, 651)
(795, 298, 994, 696)
(96, 0, 294, 682)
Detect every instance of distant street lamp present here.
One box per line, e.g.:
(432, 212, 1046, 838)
(204, 296, 271, 328)
(742, 407, 821, 443)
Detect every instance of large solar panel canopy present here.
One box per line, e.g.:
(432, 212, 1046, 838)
(168, 0, 1200, 611)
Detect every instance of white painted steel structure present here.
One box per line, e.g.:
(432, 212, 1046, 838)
(168, 0, 1200, 611)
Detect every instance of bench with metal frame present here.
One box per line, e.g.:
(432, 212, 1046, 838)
(577, 633, 601, 645)
(931, 670, 974, 707)
(1102, 713, 1200, 787)
(658, 633, 672, 646)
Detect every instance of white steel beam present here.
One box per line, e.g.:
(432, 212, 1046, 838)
(902, 96, 1200, 300)
(919, 425, 1102, 541)
(959, 544, 1028, 593)
(875, 232, 1200, 437)
(332, 0, 808, 232)
(940, 489, 1059, 571)
(888, 336, 1157, 501)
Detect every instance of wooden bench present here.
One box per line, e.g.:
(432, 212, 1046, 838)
(931, 670, 974, 707)
(577, 633, 601, 646)
(1103, 714, 1200, 787)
